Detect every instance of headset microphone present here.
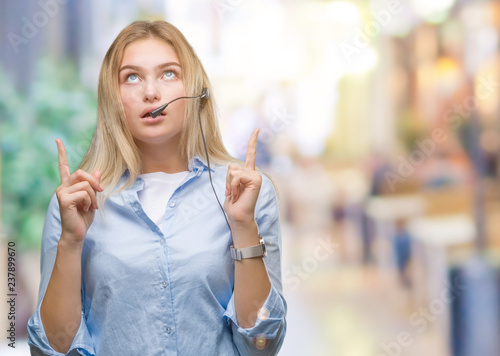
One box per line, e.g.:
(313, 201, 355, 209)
(150, 87, 209, 118)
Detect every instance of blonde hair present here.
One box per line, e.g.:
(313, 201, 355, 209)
(79, 21, 241, 217)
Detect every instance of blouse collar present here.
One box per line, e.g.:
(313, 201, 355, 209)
(120, 154, 215, 181)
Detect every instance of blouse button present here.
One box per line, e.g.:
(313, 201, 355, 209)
(166, 327, 172, 334)
(160, 239, 165, 246)
(169, 201, 176, 208)
(162, 281, 168, 288)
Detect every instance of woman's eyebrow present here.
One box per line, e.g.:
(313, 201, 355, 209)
(119, 62, 181, 72)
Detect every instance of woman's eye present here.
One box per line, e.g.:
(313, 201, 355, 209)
(163, 70, 176, 80)
(126, 74, 139, 83)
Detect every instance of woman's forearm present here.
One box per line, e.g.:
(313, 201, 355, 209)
(40, 235, 83, 353)
(232, 221, 271, 328)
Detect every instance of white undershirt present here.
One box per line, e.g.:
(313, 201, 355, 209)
(137, 171, 190, 225)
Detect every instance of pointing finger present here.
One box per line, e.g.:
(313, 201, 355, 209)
(245, 128, 259, 170)
(56, 139, 71, 183)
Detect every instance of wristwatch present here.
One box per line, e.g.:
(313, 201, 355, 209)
(230, 235, 267, 260)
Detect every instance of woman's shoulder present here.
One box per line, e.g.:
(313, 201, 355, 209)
(259, 171, 280, 205)
(47, 191, 60, 213)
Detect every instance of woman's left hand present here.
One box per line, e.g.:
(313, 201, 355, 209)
(224, 128, 262, 226)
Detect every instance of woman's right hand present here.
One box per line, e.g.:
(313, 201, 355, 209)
(55, 139, 103, 246)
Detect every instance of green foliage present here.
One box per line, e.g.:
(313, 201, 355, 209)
(0, 57, 97, 250)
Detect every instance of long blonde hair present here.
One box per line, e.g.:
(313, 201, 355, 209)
(79, 21, 241, 216)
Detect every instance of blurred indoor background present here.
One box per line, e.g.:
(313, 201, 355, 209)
(1, 0, 500, 355)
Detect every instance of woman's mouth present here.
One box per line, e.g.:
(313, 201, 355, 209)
(141, 111, 165, 124)
(142, 111, 165, 118)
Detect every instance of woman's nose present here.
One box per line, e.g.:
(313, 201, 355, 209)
(142, 79, 161, 103)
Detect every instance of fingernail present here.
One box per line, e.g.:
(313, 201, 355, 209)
(85, 205, 89, 212)
(225, 188, 229, 196)
(232, 194, 236, 203)
(99, 185, 104, 191)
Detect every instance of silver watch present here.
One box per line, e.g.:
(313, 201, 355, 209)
(230, 235, 267, 260)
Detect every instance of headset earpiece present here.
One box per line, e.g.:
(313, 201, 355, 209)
(201, 88, 209, 100)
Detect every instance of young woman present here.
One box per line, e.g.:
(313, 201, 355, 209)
(27, 21, 286, 355)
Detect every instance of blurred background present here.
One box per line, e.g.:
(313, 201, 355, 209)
(1, 0, 500, 355)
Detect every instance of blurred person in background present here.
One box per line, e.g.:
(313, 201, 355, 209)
(26, 20, 286, 356)
(392, 219, 412, 289)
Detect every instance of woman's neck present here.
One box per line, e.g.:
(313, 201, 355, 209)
(136, 138, 189, 174)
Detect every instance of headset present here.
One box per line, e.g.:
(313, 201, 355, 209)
(150, 88, 231, 232)
(150, 88, 209, 117)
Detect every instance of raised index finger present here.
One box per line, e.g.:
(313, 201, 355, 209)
(56, 138, 71, 183)
(245, 128, 260, 170)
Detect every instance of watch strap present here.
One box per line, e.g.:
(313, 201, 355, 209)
(230, 235, 267, 260)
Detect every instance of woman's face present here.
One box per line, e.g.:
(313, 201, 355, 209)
(119, 38, 185, 147)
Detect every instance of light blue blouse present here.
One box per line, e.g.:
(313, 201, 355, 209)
(27, 155, 287, 355)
